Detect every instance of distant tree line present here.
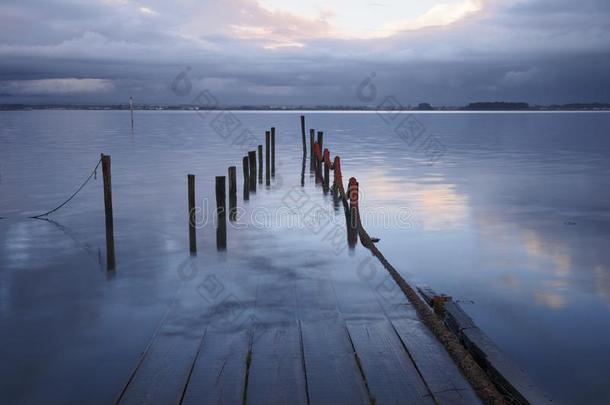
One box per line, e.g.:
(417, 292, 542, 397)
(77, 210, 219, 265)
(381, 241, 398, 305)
(1, 102, 609, 111)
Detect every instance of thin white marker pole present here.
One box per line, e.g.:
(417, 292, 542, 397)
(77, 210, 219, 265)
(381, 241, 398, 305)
(129, 96, 134, 130)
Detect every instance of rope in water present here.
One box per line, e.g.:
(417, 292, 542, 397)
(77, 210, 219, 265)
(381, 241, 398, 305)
(29, 157, 102, 219)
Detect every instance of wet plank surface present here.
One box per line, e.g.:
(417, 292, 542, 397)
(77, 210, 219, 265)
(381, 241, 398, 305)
(115, 254, 482, 405)
(301, 320, 370, 405)
(117, 321, 207, 405)
(346, 320, 436, 405)
(181, 328, 250, 405)
(246, 324, 308, 405)
(392, 318, 480, 404)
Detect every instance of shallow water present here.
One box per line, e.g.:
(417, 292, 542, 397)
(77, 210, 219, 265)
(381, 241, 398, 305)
(1, 110, 609, 404)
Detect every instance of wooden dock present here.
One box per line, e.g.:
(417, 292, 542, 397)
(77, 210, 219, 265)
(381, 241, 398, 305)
(114, 257, 481, 405)
(112, 117, 511, 404)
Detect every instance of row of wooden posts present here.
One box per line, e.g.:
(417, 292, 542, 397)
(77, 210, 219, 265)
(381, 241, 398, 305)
(187, 128, 277, 253)
(98, 118, 359, 270)
(98, 129, 277, 270)
(300, 116, 361, 248)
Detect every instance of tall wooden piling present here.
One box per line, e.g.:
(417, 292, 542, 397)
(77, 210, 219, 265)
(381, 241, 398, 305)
(187, 174, 197, 254)
(129, 97, 134, 131)
(333, 155, 341, 200)
(101, 154, 115, 270)
(265, 131, 271, 186)
(215, 176, 227, 250)
(313, 143, 321, 183)
(228, 166, 237, 221)
(248, 151, 257, 192)
(317, 131, 324, 152)
(271, 127, 276, 177)
(242, 156, 250, 201)
(323, 148, 330, 193)
(333, 156, 341, 188)
(257, 145, 263, 183)
(300, 116, 307, 156)
(309, 129, 315, 171)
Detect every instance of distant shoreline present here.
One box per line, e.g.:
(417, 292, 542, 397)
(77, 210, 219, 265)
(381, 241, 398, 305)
(1, 102, 610, 112)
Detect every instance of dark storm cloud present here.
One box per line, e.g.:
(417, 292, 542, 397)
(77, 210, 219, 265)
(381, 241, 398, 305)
(0, 0, 609, 105)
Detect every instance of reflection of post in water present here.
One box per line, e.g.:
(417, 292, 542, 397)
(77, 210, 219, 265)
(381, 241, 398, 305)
(101, 154, 116, 270)
(248, 150, 257, 192)
(242, 156, 250, 201)
(216, 176, 227, 250)
(35, 217, 103, 269)
(188, 174, 197, 254)
(300, 154, 306, 187)
(257, 145, 263, 184)
(228, 166, 237, 222)
(347, 177, 359, 248)
(345, 208, 357, 249)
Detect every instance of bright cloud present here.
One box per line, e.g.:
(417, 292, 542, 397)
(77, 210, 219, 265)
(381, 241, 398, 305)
(257, 0, 486, 39)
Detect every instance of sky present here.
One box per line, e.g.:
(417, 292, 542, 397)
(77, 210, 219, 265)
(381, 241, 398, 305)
(0, 0, 609, 106)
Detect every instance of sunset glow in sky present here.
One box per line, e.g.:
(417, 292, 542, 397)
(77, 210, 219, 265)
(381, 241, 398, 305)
(0, 0, 608, 105)
(256, 0, 484, 39)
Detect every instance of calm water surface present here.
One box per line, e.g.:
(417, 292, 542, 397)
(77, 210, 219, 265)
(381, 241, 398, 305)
(1, 111, 609, 404)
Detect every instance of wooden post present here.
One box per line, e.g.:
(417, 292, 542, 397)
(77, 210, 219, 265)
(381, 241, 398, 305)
(313, 143, 320, 183)
(316, 132, 324, 178)
(242, 156, 250, 201)
(187, 174, 197, 254)
(317, 131, 324, 152)
(309, 129, 315, 171)
(228, 166, 237, 221)
(271, 127, 276, 177)
(300, 116, 306, 156)
(216, 176, 227, 250)
(248, 151, 256, 192)
(257, 145, 263, 183)
(323, 148, 330, 193)
(129, 97, 134, 131)
(265, 130, 270, 186)
(333, 156, 341, 188)
(101, 154, 115, 270)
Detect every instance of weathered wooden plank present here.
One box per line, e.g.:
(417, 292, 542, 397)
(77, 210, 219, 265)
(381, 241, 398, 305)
(250, 272, 298, 325)
(117, 323, 207, 405)
(391, 318, 481, 405)
(246, 324, 308, 405)
(444, 301, 476, 336)
(301, 320, 370, 405)
(295, 270, 339, 322)
(417, 286, 438, 306)
(331, 275, 391, 321)
(346, 320, 434, 405)
(462, 327, 552, 404)
(368, 271, 420, 321)
(181, 328, 249, 405)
